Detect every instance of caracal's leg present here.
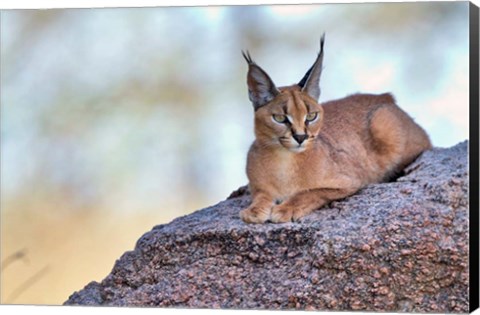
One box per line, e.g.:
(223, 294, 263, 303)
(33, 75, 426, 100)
(240, 192, 275, 224)
(270, 188, 357, 223)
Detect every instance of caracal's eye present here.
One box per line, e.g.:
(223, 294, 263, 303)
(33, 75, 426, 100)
(273, 114, 288, 124)
(306, 112, 318, 122)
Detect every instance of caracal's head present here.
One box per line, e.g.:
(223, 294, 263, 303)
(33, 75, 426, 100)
(243, 35, 326, 153)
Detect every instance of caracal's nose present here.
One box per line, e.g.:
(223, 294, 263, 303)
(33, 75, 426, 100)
(292, 134, 308, 145)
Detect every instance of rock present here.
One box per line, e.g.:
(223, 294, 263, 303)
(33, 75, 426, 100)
(65, 141, 470, 312)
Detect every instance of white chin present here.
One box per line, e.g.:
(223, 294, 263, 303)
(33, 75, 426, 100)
(289, 146, 306, 153)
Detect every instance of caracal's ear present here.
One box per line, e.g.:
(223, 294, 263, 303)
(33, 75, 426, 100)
(298, 33, 325, 101)
(242, 51, 280, 110)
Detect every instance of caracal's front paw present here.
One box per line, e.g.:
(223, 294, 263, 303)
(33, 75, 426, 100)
(270, 204, 294, 223)
(270, 205, 308, 223)
(240, 206, 270, 224)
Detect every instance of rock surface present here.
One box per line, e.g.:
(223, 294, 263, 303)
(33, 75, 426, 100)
(65, 141, 470, 312)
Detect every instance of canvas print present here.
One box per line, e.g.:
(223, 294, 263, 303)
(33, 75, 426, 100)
(1, 1, 478, 312)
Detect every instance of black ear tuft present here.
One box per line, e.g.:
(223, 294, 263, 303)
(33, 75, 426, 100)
(319, 32, 325, 52)
(242, 50, 254, 65)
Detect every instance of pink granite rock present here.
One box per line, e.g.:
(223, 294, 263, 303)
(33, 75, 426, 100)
(65, 141, 470, 312)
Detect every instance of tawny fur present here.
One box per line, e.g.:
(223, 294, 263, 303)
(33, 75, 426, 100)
(240, 39, 432, 224)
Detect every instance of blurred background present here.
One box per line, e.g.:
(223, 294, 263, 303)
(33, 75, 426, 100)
(1, 2, 470, 305)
